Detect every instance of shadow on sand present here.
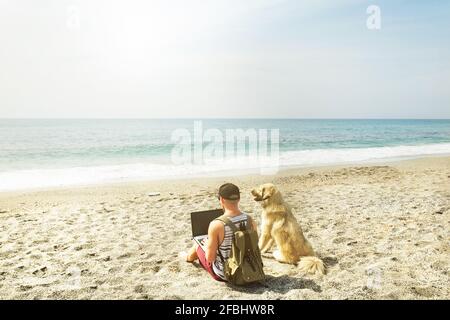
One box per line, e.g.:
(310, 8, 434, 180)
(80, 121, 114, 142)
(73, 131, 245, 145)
(322, 256, 338, 267)
(191, 255, 339, 294)
(225, 274, 322, 294)
(223, 255, 340, 294)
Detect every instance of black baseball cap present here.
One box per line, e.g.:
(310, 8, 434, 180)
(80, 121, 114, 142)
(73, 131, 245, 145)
(218, 183, 240, 200)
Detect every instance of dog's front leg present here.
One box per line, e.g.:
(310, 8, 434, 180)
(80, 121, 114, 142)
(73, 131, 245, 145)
(259, 225, 272, 253)
(261, 239, 274, 253)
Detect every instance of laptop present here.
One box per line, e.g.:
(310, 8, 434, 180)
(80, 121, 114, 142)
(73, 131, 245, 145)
(191, 209, 223, 250)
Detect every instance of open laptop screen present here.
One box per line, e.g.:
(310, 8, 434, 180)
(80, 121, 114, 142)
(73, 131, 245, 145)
(190, 209, 223, 238)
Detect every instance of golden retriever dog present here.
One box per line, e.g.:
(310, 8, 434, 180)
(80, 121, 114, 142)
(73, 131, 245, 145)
(251, 183, 325, 275)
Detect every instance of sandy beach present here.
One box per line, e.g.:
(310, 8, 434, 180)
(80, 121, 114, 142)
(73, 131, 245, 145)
(0, 156, 449, 300)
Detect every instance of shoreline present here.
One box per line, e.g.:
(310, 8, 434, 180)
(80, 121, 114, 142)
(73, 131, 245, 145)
(0, 155, 449, 299)
(1, 153, 450, 196)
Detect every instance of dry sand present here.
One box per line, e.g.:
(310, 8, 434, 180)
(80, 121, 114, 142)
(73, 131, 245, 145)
(0, 156, 449, 299)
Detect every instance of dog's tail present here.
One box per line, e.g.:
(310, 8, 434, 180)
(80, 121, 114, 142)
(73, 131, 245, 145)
(298, 256, 325, 275)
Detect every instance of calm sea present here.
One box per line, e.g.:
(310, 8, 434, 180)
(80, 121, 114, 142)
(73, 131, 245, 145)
(1, 119, 449, 191)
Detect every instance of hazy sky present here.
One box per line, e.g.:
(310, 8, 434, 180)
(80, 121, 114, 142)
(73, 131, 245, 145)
(1, 0, 449, 118)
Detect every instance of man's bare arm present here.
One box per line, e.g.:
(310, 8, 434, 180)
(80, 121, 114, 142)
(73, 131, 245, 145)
(205, 221, 221, 263)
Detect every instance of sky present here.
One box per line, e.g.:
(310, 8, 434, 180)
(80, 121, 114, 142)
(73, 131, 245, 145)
(0, 0, 449, 118)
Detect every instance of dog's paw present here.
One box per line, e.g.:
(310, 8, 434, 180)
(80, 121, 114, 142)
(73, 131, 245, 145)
(273, 250, 283, 261)
(261, 252, 274, 259)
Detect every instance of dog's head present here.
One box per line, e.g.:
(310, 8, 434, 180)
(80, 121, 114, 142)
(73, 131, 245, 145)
(251, 183, 282, 205)
(252, 183, 287, 216)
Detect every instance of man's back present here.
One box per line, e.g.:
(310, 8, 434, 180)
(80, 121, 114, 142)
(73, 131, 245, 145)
(211, 213, 249, 280)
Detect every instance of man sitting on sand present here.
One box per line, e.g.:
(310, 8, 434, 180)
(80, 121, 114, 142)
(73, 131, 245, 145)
(184, 183, 258, 281)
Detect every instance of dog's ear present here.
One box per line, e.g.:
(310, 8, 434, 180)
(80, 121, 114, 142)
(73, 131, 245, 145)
(264, 185, 286, 213)
(261, 186, 266, 200)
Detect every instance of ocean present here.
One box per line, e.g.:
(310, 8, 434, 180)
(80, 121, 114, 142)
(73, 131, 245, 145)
(1, 119, 449, 191)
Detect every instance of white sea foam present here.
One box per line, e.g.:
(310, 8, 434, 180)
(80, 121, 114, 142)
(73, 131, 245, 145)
(280, 143, 450, 166)
(1, 143, 450, 192)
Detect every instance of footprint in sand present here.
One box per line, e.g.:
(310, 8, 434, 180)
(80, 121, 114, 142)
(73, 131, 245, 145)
(185, 279, 201, 287)
(151, 265, 161, 273)
(333, 237, 353, 244)
(117, 252, 132, 259)
(31, 266, 48, 276)
(168, 262, 181, 273)
(134, 284, 146, 293)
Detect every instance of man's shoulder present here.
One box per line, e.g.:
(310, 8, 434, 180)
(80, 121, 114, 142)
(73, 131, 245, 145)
(240, 212, 252, 222)
(243, 212, 251, 219)
(209, 219, 225, 230)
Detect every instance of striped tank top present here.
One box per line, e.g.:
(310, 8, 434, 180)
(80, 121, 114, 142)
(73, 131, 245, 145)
(212, 212, 248, 280)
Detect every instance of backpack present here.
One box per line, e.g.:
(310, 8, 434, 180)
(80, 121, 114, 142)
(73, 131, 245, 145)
(214, 215, 265, 286)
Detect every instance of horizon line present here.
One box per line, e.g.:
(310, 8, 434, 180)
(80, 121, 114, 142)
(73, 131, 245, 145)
(1, 117, 450, 121)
